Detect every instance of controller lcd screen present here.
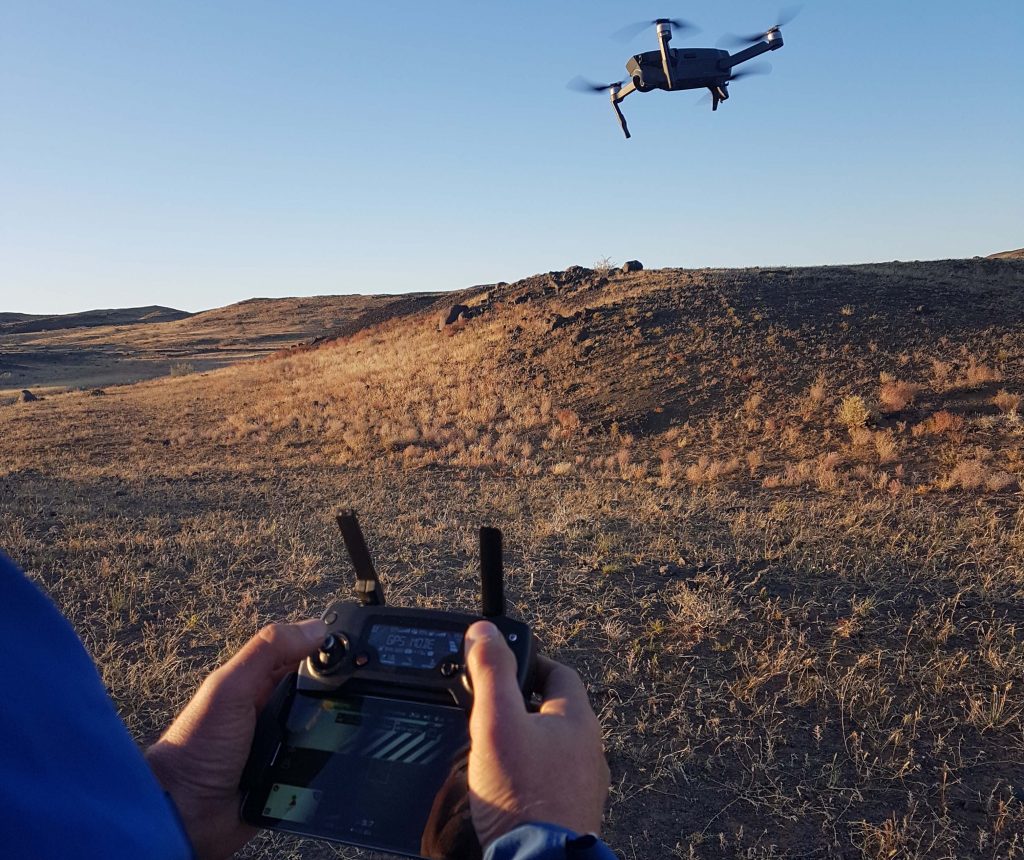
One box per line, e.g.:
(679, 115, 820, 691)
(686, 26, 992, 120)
(252, 691, 469, 857)
(367, 622, 464, 670)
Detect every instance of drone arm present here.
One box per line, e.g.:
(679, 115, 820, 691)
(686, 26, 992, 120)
(612, 81, 637, 102)
(657, 27, 674, 89)
(611, 82, 636, 139)
(720, 38, 777, 72)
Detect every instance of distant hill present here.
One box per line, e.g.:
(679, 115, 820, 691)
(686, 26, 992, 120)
(988, 248, 1024, 259)
(0, 293, 443, 392)
(0, 312, 43, 324)
(0, 305, 191, 335)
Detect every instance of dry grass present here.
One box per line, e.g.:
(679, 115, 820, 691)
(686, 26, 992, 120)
(837, 395, 871, 429)
(994, 390, 1022, 414)
(879, 379, 921, 413)
(3, 258, 1024, 858)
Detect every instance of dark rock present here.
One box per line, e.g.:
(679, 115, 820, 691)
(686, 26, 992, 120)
(439, 303, 470, 328)
(90, 388, 106, 396)
(512, 293, 532, 305)
(563, 265, 593, 280)
(18, 389, 37, 402)
(548, 312, 581, 333)
(621, 260, 644, 273)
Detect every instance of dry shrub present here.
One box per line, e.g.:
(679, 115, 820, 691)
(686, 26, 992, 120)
(745, 449, 763, 475)
(986, 471, 1017, 492)
(817, 466, 841, 491)
(554, 408, 581, 437)
(666, 574, 740, 646)
(848, 426, 873, 447)
(912, 410, 965, 438)
(937, 459, 988, 491)
(807, 374, 827, 408)
(685, 456, 741, 484)
(929, 358, 952, 389)
(657, 447, 676, 487)
(993, 389, 1022, 414)
(169, 361, 195, 377)
(764, 455, 842, 490)
(743, 393, 763, 415)
(873, 431, 900, 464)
(836, 395, 870, 429)
(956, 359, 1003, 389)
(781, 424, 801, 449)
(879, 380, 920, 413)
(550, 461, 574, 476)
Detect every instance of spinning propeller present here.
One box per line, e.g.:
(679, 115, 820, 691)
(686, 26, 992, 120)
(613, 18, 700, 43)
(726, 61, 773, 82)
(567, 76, 625, 93)
(718, 6, 801, 48)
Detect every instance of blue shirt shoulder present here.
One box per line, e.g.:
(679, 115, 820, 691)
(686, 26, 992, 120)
(485, 823, 617, 860)
(0, 553, 192, 860)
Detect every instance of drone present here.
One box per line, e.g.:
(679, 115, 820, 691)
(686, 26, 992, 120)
(570, 9, 798, 138)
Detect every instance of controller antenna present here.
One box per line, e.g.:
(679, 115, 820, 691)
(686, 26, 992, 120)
(480, 526, 505, 618)
(336, 509, 386, 607)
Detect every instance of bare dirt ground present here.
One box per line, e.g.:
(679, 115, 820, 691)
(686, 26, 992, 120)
(2, 259, 1023, 859)
(0, 293, 441, 399)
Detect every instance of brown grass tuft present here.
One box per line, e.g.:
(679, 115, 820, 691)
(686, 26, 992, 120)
(836, 395, 870, 429)
(937, 459, 988, 491)
(993, 389, 1021, 414)
(961, 360, 1003, 388)
(878, 380, 921, 413)
(912, 410, 965, 438)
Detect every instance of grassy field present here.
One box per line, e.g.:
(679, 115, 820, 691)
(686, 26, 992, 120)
(2, 259, 1023, 858)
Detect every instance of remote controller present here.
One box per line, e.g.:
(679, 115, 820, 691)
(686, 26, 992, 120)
(240, 510, 536, 859)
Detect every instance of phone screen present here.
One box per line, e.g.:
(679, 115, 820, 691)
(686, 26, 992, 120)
(248, 691, 471, 858)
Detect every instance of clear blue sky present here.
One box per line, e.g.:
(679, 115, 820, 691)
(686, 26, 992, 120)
(2, 1, 1022, 315)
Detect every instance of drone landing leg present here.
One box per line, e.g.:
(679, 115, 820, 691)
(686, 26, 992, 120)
(611, 81, 636, 139)
(612, 101, 631, 138)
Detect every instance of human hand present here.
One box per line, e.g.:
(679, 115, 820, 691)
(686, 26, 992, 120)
(464, 621, 610, 848)
(145, 619, 328, 860)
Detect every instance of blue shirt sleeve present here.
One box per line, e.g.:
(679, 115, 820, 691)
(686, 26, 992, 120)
(0, 552, 193, 860)
(484, 823, 617, 860)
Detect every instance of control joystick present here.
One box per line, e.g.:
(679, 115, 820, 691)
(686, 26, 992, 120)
(313, 633, 348, 674)
(240, 509, 536, 860)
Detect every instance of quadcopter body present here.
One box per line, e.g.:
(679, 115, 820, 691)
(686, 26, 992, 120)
(572, 15, 792, 138)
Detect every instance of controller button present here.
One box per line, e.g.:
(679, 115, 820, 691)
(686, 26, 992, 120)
(323, 610, 338, 624)
(507, 633, 518, 643)
(440, 660, 461, 678)
(354, 653, 370, 668)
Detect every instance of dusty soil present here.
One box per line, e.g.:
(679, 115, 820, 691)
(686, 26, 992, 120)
(2, 258, 1023, 859)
